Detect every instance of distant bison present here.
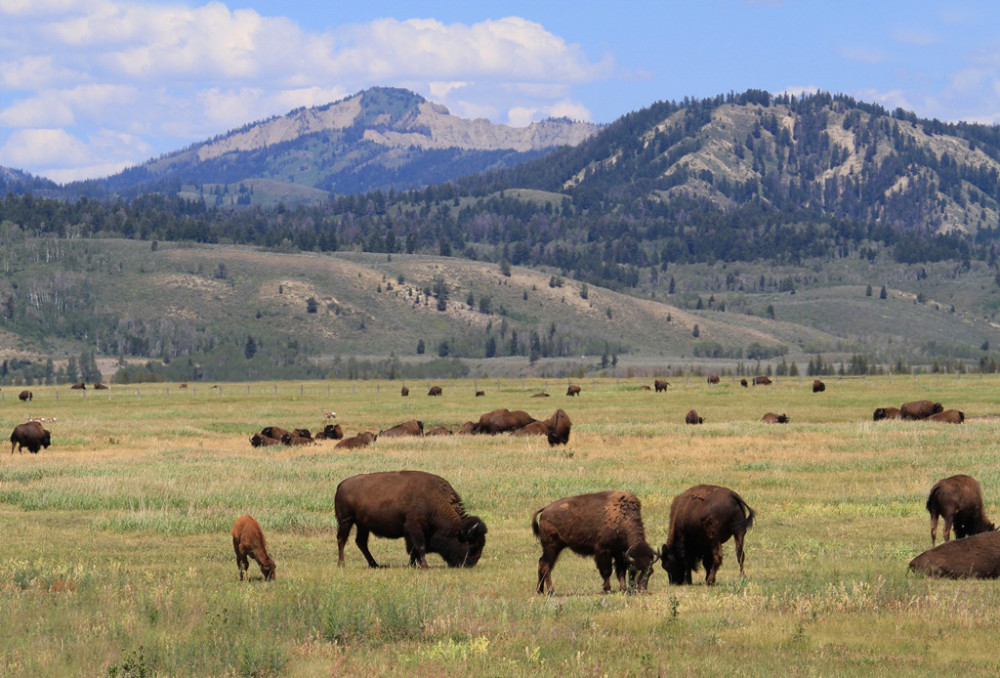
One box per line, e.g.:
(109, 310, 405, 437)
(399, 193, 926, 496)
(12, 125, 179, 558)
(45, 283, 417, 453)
(400, 386, 409, 397)
(259, 426, 291, 440)
(641, 385, 652, 391)
(926, 474, 995, 545)
(475, 390, 485, 397)
(335, 470, 487, 568)
(532, 490, 658, 595)
(740, 379, 748, 388)
(901, 400, 944, 420)
(427, 386, 443, 396)
(475, 408, 536, 435)
(660, 484, 755, 586)
(812, 379, 825, 393)
(752, 376, 772, 386)
(231, 515, 275, 581)
(707, 375, 720, 385)
(928, 409, 965, 424)
(685, 409, 704, 425)
(566, 384, 581, 397)
(18, 390, 32, 402)
(654, 379, 670, 392)
(531, 392, 550, 398)
(10, 421, 51, 454)
(93, 383, 109, 390)
(281, 432, 313, 446)
(457, 421, 477, 435)
(70, 382, 86, 390)
(334, 431, 377, 450)
(760, 412, 789, 424)
(910, 531, 1000, 579)
(379, 419, 424, 438)
(512, 409, 572, 446)
(249, 433, 281, 447)
(425, 426, 453, 436)
(315, 424, 345, 440)
(873, 407, 902, 421)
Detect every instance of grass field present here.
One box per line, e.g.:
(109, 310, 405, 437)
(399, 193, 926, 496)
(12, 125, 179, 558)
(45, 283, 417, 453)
(2, 375, 1000, 676)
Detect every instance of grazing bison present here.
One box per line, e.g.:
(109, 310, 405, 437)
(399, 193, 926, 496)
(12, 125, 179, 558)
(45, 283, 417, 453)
(752, 376, 772, 386)
(10, 421, 51, 454)
(685, 409, 704, 425)
(909, 531, 1000, 579)
(249, 433, 281, 447)
(231, 515, 276, 581)
(315, 424, 344, 440)
(760, 412, 789, 424)
(70, 382, 86, 390)
(93, 383, 109, 390)
(740, 379, 748, 388)
(812, 379, 825, 393)
(901, 400, 944, 420)
(335, 470, 487, 568)
(873, 407, 902, 421)
(475, 390, 485, 397)
(566, 385, 581, 397)
(707, 375, 720, 385)
(660, 484, 755, 586)
(512, 410, 572, 446)
(427, 386, 443, 396)
(532, 490, 658, 595)
(379, 419, 424, 438)
(425, 426, 453, 436)
(334, 431, 377, 449)
(475, 408, 536, 435)
(928, 409, 965, 424)
(926, 475, 995, 545)
(654, 379, 670, 392)
(18, 390, 32, 402)
(400, 386, 409, 397)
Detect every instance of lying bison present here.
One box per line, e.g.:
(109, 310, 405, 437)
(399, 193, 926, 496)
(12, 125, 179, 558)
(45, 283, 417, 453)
(18, 390, 32, 402)
(926, 474, 995, 545)
(425, 426, 453, 436)
(334, 431, 377, 450)
(335, 470, 487, 568)
(532, 490, 658, 595)
(901, 400, 944, 420)
(315, 424, 344, 440)
(511, 409, 572, 446)
(93, 383, 109, 390)
(654, 379, 670, 392)
(928, 409, 965, 424)
(812, 379, 825, 393)
(660, 484, 755, 586)
(231, 515, 276, 581)
(70, 382, 86, 390)
(685, 409, 704, 425)
(281, 432, 313, 446)
(475, 390, 485, 397)
(10, 421, 51, 454)
(760, 412, 789, 424)
(249, 433, 281, 447)
(873, 407, 901, 421)
(910, 531, 1000, 579)
(475, 408, 536, 435)
(379, 419, 424, 438)
(707, 375, 720, 385)
(752, 376, 772, 386)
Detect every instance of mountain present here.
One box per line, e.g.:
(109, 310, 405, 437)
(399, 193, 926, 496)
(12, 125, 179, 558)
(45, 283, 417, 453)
(69, 87, 600, 204)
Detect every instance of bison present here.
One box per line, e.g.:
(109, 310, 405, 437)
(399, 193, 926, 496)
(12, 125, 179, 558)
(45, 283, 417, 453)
(18, 390, 32, 402)
(231, 515, 276, 581)
(873, 407, 902, 421)
(760, 412, 789, 424)
(740, 379, 748, 388)
(531, 392, 550, 398)
(660, 484, 755, 586)
(654, 379, 670, 392)
(334, 431, 377, 449)
(93, 383, 109, 390)
(752, 376, 772, 386)
(928, 409, 965, 424)
(427, 386, 443, 396)
(475, 408, 536, 435)
(260, 426, 292, 440)
(379, 419, 424, 437)
(249, 433, 281, 447)
(909, 531, 1000, 579)
(335, 470, 487, 568)
(400, 386, 409, 397)
(707, 375, 720, 385)
(475, 390, 485, 397)
(70, 382, 86, 390)
(512, 409, 572, 446)
(926, 474, 995, 545)
(10, 421, 51, 454)
(566, 385, 581, 397)
(425, 426, 453, 436)
(457, 421, 477, 435)
(901, 400, 944, 420)
(281, 432, 314, 446)
(685, 409, 704, 425)
(532, 490, 658, 595)
(812, 379, 825, 393)
(315, 424, 344, 440)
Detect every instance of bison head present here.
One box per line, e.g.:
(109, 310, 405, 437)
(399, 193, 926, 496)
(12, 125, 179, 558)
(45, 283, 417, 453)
(873, 408, 887, 421)
(625, 543, 658, 593)
(437, 516, 488, 568)
(259, 555, 276, 581)
(660, 542, 690, 585)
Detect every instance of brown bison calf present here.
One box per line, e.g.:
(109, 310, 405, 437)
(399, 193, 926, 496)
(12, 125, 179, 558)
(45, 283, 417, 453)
(532, 490, 658, 595)
(760, 412, 789, 424)
(231, 515, 276, 581)
(901, 399, 944, 420)
(873, 407, 901, 421)
(685, 409, 704, 425)
(926, 474, 995, 545)
(910, 531, 1000, 579)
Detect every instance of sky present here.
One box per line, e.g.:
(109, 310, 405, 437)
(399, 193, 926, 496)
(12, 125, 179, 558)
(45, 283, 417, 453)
(2, 0, 1000, 183)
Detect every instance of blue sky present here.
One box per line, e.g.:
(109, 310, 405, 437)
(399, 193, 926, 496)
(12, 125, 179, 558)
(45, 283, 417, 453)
(1, 0, 998, 183)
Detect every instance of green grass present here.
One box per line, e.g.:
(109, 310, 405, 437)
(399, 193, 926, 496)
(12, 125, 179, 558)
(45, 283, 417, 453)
(3, 375, 1000, 675)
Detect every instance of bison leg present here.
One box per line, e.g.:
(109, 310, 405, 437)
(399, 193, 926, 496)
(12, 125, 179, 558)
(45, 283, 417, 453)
(402, 521, 429, 568)
(536, 544, 562, 595)
(734, 530, 748, 577)
(233, 539, 248, 580)
(595, 551, 615, 593)
(355, 527, 381, 568)
(612, 552, 628, 592)
(336, 520, 353, 567)
(942, 515, 954, 543)
(704, 548, 723, 586)
(929, 511, 939, 546)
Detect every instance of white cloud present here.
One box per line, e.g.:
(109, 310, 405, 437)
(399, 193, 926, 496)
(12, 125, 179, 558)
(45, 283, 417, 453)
(0, 128, 90, 166)
(841, 46, 886, 64)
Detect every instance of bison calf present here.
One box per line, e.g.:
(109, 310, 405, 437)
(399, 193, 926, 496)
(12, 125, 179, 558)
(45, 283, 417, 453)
(926, 474, 995, 545)
(231, 515, 276, 581)
(910, 531, 1000, 579)
(532, 490, 658, 595)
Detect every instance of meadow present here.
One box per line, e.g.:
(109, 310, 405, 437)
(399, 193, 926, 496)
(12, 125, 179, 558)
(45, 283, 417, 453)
(2, 374, 1000, 677)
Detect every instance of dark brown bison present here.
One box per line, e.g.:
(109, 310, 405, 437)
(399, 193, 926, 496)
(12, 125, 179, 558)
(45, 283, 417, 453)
(10, 421, 51, 454)
(457, 421, 477, 435)
(566, 384, 581, 397)
(685, 409, 704, 425)
(532, 490, 658, 595)
(752, 376, 772, 386)
(511, 409, 572, 446)
(425, 426, 453, 436)
(910, 531, 1000, 579)
(18, 390, 32, 402)
(335, 470, 487, 568)
(400, 386, 409, 397)
(654, 379, 670, 392)
(427, 386, 443, 396)
(928, 409, 965, 424)
(812, 379, 825, 393)
(475, 408, 536, 434)
(740, 379, 748, 388)
(475, 390, 485, 397)
(926, 475, 995, 545)
(315, 424, 344, 440)
(513, 421, 551, 437)
(379, 419, 424, 437)
(707, 375, 720, 385)
(873, 407, 902, 421)
(249, 433, 281, 447)
(70, 382, 86, 390)
(901, 400, 944, 420)
(760, 412, 789, 424)
(179, 383, 188, 388)
(531, 392, 550, 398)
(231, 515, 275, 581)
(334, 431, 377, 449)
(93, 383, 109, 390)
(260, 426, 292, 440)
(281, 432, 314, 446)
(660, 484, 755, 586)
(292, 428, 312, 439)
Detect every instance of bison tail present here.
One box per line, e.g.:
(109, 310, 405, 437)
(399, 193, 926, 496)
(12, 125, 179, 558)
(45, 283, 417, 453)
(531, 509, 544, 541)
(926, 485, 940, 513)
(735, 495, 756, 532)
